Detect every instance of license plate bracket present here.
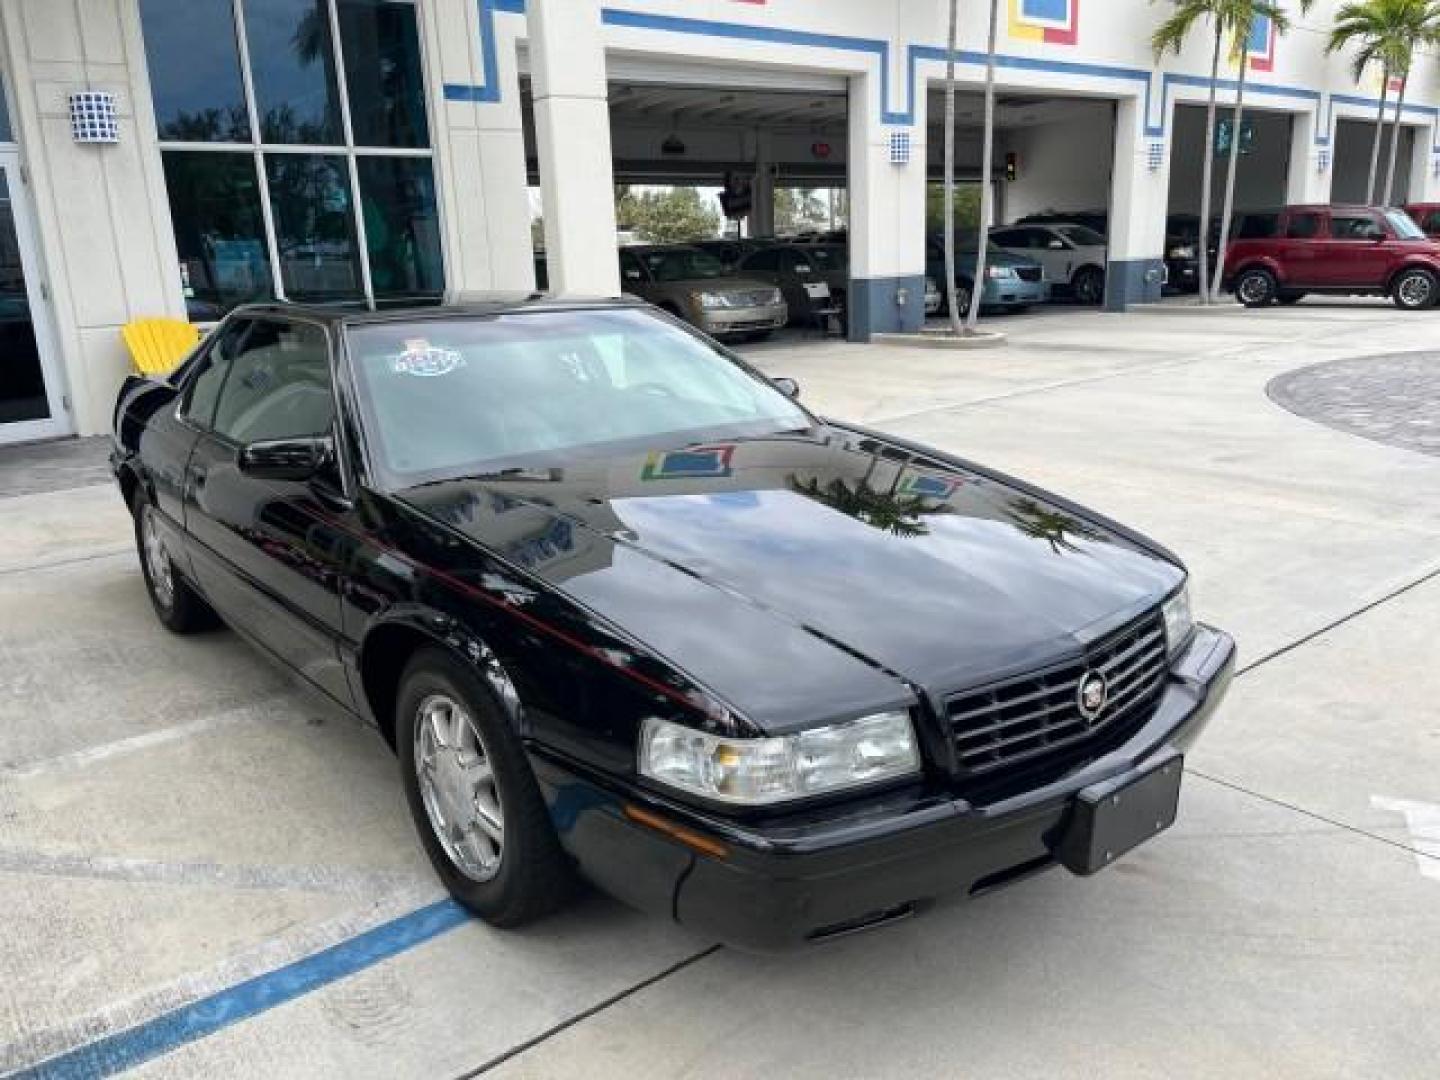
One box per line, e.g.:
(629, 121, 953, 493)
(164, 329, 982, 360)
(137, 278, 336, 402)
(1055, 750, 1183, 875)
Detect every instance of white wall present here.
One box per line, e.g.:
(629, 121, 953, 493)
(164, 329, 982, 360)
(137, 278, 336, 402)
(1168, 106, 1294, 214)
(999, 104, 1115, 223)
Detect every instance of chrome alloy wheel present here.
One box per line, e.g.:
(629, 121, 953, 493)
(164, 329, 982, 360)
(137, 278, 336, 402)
(1237, 273, 1270, 305)
(414, 693, 504, 882)
(141, 505, 175, 608)
(1398, 273, 1433, 309)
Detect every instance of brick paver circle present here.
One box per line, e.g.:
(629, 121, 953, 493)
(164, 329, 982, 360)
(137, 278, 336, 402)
(1267, 352, 1440, 458)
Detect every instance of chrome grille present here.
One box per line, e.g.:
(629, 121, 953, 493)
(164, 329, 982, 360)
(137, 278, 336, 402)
(946, 611, 1168, 776)
(726, 289, 778, 308)
(1016, 266, 1043, 283)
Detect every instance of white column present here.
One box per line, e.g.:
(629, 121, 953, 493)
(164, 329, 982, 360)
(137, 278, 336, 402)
(751, 130, 775, 237)
(530, 0, 619, 296)
(0, 0, 186, 436)
(846, 72, 927, 338)
(1407, 121, 1439, 203)
(1287, 108, 1334, 204)
(1106, 94, 1168, 311)
(425, 0, 533, 293)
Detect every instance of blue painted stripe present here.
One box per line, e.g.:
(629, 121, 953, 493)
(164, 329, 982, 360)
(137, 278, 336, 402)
(442, 0, 524, 104)
(14, 900, 471, 1079)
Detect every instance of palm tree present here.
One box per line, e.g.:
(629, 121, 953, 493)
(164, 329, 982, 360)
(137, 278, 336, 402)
(789, 476, 937, 538)
(1152, 2, 1308, 305)
(1210, 1, 1311, 302)
(942, 0, 963, 334)
(1329, 1, 1440, 206)
(966, 0, 1001, 332)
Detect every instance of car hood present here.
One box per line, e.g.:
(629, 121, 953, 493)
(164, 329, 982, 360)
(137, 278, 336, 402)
(398, 427, 1182, 723)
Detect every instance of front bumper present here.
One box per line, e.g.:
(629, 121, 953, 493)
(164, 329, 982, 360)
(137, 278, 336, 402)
(695, 303, 788, 335)
(532, 624, 1234, 952)
(982, 277, 1050, 308)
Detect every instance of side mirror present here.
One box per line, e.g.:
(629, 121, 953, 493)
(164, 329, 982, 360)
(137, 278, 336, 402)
(239, 435, 332, 482)
(773, 377, 801, 400)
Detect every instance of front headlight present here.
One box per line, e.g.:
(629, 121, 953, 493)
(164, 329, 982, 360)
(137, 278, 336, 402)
(986, 265, 1014, 279)
(1162, 584, 1194, 656)
(694, 291, 727, 309)
(639, 711, 921, 805)
(1168, 244, 1197, 259)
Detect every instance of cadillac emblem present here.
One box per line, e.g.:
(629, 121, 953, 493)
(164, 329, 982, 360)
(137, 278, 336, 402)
(1076, 671, 1108, 722)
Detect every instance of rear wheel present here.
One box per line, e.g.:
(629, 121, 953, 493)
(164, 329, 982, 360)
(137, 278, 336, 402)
(950, 278, 974, 317)
(1234, 267, 1277, 308)
(1392, 268, 1438, 311)
(397, 647, 573, 927)
(1072, 266, 1105, 306)
(131, 488, 217, 634)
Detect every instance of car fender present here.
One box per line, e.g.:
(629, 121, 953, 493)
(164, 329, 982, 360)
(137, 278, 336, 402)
(1386, 258, 1440, 292)
(353, 607, 528, 740)
(1228, 255, 1285, 286)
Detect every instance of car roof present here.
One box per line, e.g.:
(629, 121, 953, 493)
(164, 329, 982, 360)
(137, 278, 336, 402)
(228, 292, 651, 329)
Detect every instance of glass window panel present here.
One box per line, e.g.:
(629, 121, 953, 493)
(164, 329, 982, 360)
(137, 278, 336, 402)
(139, 0, 249, 142)
(265, 153, 363, 300)
(245, 0, 343, 144)
(338, 0, 429, 148)
(357, 157, 443, 299)
(162, 151, 274, 319)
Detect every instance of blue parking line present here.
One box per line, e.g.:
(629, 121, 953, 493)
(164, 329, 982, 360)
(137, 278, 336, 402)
(15, 900, 471, 1079)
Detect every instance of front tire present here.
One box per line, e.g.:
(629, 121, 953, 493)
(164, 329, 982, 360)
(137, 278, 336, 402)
(397, 647, 573, 928)
(1072, 266, 1105, 306)
(131, 489, 217, 634)
(1392, 268, 1438, 311)
(1234, 267, 1277, 308)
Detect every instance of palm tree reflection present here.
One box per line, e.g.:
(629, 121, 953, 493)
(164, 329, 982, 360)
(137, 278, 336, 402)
(790, 476, 942, 538)
(1003, 497, 1104, 555)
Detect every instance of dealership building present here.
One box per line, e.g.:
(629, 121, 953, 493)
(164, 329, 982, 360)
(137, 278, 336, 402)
(2, 0, 1438, 442)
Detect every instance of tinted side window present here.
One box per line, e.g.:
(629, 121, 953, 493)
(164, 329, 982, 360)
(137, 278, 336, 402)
(1286, 213, 1322, 239)
(1331, 214, 1380, 241)
(991, 230, 1021, 247)
(1235, 214, 1279, 239)
(619, 251, 645, 283)
(744, 248, 782, 272)
(1425, 212, 1440, 234)
(212, 320, 334, 444)
(182, 320, 251, 428)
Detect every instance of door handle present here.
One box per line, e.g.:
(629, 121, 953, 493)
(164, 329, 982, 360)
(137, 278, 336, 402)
(189, 468, 207, 494)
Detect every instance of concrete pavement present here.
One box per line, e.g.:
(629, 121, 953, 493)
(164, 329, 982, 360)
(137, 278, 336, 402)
(2, 299, 1438, 1078)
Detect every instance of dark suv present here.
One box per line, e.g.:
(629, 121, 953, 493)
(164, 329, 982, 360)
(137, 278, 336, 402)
(1224, 205, 1440, 310)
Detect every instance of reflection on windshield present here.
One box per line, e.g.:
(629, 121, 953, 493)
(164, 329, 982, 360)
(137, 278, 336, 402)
(346, 308, 811, 489)
(1385, 210, 1425, 240)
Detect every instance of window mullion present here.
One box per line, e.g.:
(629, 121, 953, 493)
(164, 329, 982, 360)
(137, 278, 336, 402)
(231, 0, 287, 301)
(327, 0, 376, 306)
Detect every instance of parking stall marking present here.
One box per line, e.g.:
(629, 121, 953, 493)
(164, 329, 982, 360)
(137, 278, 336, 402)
(1371, 797, 1440, 883)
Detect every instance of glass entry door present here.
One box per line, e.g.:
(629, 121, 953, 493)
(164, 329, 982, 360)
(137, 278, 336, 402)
(0, 153, 68, 443)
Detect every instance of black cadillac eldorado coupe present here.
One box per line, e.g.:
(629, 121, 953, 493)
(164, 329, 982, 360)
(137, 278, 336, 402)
(110, 295, 1234, 951)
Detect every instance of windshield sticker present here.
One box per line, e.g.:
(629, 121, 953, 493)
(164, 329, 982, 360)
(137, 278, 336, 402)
(390, 339, 464, 377)
(897, 472, 963, 500)
(641, 445, 736, 481)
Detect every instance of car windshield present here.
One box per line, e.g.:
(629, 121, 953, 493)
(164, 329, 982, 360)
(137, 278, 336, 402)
(1058, 225, 1106, 246)
(346, 308, 813, 488)
(1385, 209, 1425, 240)
(641, 248, 728, 282)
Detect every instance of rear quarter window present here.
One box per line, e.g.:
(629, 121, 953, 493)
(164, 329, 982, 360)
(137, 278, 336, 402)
(1235, 214, 1279, 240)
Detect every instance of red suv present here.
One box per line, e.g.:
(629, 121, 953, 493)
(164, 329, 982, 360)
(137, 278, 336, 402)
(1224, 204, 1440, 310)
